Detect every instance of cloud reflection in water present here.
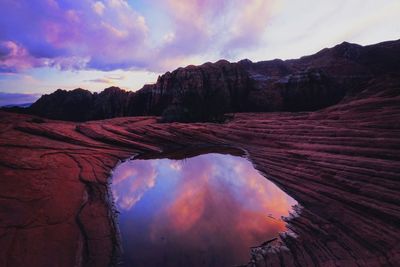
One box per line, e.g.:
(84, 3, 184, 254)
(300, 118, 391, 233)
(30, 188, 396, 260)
(111, 153, 296, 267)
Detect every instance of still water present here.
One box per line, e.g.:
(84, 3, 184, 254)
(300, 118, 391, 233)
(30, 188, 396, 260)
(111, 153, 296, 267)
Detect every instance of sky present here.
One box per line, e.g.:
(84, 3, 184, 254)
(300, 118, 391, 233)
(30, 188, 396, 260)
(0, 0, 399, 105)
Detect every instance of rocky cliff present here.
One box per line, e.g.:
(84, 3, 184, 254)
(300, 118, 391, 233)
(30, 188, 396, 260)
(26, 39, 400, 121)
(29, 87, 131, 121)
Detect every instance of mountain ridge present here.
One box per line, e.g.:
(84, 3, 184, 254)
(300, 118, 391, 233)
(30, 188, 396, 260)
(17, 39, 400, 121)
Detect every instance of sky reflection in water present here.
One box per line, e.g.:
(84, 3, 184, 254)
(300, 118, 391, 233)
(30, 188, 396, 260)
(111, 153, 296, 267)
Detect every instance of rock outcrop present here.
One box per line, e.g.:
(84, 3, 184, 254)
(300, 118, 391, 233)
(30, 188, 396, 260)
(1, 70, 400, 266)
(26, 39, 400, 121)
(29, 87, 132, 121)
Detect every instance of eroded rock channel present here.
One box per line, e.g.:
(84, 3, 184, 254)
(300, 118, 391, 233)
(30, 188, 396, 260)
(110, 150, 297, 267)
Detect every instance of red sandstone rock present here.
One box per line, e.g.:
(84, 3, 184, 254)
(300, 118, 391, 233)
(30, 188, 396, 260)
(1, 73, 400, 266)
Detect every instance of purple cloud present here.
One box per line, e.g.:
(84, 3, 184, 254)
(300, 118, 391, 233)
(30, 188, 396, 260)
(84, 74, 125, 84)
(0, 41, 45, 72)
(0, 0, 275, 73)
(0, 0, 149, 72)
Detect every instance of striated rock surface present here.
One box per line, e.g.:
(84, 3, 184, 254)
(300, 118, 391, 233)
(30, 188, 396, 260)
(26, 39, 400, 121)
(1, 71, 400, 266)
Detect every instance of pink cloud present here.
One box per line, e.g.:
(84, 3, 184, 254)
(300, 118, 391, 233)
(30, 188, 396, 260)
(112, 160, 157, 210)
(0, 41, 45, 72)
(0, 0, 277, 73)
(0, 0, 150, 72)
(147, 153, 295, 242)
(157, 0, 276, 59)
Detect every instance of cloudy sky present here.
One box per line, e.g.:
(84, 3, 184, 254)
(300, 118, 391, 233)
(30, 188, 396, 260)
(0, 0, 399, 103)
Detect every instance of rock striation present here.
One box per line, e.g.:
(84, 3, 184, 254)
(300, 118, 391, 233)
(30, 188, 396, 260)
(25, 39, 400, 121)
(0, 70, 400, 266)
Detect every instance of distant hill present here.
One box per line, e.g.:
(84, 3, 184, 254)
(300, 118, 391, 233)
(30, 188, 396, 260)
(2, 103, 33, 108)
(13, 39, 400, 122)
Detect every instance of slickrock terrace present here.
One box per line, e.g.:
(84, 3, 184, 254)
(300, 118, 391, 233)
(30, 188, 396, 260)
(0, 74, 400, 266)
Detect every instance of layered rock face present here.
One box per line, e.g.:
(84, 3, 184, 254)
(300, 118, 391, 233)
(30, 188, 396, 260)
(1, 71, 400, 266)
(28, 39, 400, 121)
(130, 60, 252, 122)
